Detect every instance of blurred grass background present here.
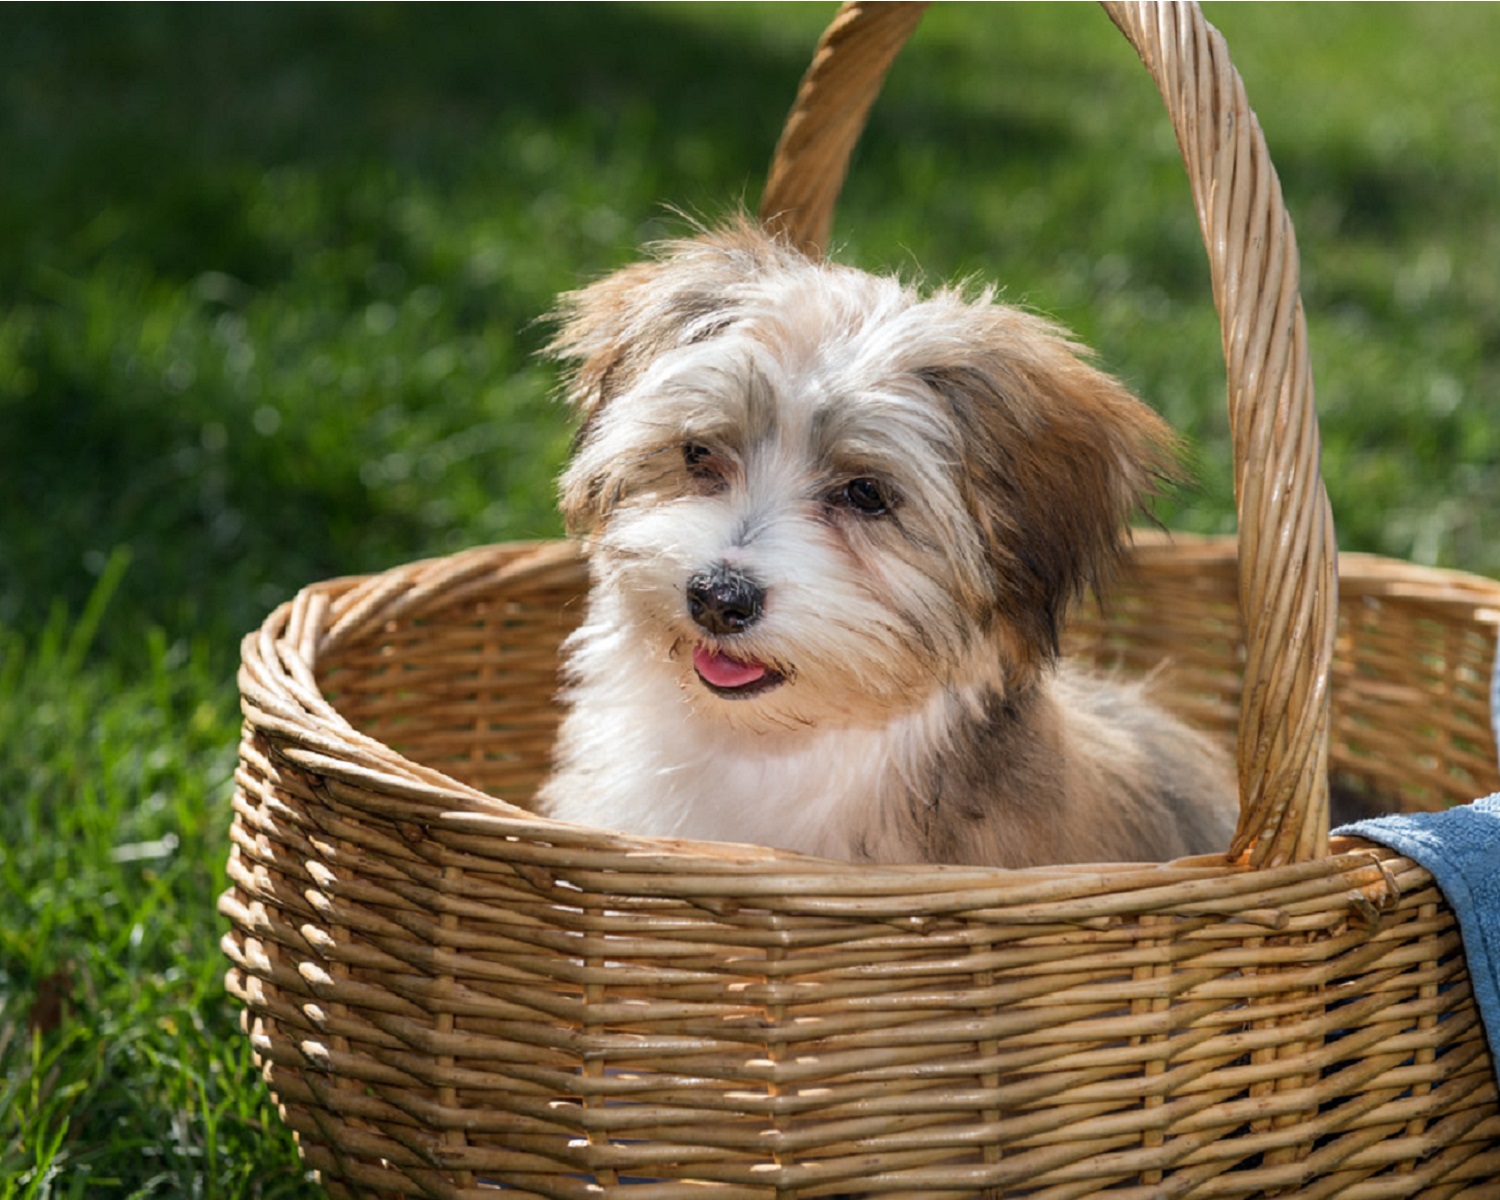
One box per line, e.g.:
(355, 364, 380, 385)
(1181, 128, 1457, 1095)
(2, 3, 1497, 1194)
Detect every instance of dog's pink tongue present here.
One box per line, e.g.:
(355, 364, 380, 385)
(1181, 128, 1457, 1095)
(693, 644, 768, 689)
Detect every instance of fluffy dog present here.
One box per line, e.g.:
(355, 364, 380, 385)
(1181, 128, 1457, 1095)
(536, 221, 1237, 868)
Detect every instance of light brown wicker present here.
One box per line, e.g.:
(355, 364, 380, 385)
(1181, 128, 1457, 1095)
(221, 3, 1500, 1197)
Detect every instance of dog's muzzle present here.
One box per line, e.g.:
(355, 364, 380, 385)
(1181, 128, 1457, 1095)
(686, 566, 764, 635)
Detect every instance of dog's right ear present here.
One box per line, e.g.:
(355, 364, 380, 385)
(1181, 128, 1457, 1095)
(546, 219, 795, 431)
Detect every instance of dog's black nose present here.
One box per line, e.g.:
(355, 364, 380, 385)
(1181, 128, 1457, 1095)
(686, 567, 765, 635)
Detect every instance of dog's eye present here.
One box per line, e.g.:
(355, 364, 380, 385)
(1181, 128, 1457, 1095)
(838, 477, 891, 517)
(683, 443, 714, 472)
(683, 442, 728, 492)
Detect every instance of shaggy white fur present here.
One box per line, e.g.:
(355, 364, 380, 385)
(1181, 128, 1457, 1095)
(538, 221, 1236, 868)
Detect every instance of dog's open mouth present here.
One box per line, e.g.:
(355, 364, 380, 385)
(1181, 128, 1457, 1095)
(692, 644, 785, 698)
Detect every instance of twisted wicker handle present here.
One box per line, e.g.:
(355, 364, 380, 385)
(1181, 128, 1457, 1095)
(760, 1, 1337, 868)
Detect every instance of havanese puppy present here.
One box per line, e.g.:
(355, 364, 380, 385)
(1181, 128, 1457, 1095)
(537, 220, 1237, 868)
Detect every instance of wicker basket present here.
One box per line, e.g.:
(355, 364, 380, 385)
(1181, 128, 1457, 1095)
(221, 3, 1500, 1196)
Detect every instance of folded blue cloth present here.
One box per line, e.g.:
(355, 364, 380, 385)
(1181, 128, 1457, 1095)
(1335, 793, 1500, 1078)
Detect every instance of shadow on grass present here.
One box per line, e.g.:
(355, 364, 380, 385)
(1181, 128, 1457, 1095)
(0, 4, 1112, 664)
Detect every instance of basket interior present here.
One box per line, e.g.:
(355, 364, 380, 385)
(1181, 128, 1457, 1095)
(317, 559, 584, 809)
(313, 537, 1499, 827)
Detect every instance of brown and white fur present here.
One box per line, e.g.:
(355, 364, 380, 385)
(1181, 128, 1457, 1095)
(536, 221, 1236, 868)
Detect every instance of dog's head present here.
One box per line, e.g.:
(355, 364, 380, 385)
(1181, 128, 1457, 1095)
(549, 220, 1176, 728)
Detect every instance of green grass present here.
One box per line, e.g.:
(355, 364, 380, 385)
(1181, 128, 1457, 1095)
(0, 559, 303, 1197)
(2, 3, 1498, 1194)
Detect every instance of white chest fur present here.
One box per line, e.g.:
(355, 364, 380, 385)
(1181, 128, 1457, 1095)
(539, 620, 945, 861)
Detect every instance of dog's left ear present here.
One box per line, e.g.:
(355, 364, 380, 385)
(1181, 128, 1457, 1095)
(920, 309, 1179, 676)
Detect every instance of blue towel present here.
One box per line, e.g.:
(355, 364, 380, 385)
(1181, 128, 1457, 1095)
(1335, 793, 1500, 1078)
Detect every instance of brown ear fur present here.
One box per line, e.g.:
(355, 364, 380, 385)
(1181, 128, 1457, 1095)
(918, 311, 1178, 680)
(547, 219, 800, 431)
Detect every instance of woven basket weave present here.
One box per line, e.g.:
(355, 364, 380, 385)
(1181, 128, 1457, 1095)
(221, 3, 1500, 1196)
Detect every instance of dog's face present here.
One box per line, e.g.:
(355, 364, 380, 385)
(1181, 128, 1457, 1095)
(550, 223, 1175, 732)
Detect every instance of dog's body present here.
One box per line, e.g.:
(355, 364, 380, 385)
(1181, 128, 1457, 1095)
(537, 221, 1237, 868)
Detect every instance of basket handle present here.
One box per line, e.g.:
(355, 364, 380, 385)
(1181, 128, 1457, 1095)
(759, 1, 1337, 868)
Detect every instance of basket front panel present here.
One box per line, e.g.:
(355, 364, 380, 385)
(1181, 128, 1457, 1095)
(226, 760, 1500, 1197)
